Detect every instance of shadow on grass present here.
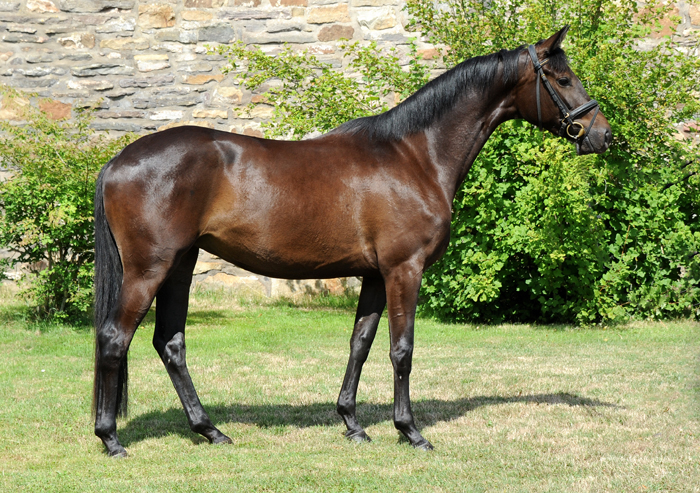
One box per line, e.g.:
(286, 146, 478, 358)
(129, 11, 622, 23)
(185, 310, 231, 326)
(119, 392, 618, 446)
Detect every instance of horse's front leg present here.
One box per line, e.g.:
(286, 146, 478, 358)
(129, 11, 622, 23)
(385, 261, 433, 450)
(337, 275, 386, 442)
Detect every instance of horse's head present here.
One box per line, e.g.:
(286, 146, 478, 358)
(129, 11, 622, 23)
(516, 26, 612, 155)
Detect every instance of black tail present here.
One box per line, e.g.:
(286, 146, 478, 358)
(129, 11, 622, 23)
(93, 158, 128, 418)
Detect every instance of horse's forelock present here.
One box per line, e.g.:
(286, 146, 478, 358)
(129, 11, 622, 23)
(544, 47, 569, 73)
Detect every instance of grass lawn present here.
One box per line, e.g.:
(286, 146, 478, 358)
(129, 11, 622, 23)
(0, 286, 698, 492)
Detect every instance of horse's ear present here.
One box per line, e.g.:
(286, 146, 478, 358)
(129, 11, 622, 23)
(536, 25, 570, 56)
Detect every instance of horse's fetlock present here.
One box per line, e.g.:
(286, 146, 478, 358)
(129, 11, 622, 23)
(190, 421, 212, 435)
(337, 400, 355, 417)
(393, 415, 415, 433)
(94, 420, 116, 438)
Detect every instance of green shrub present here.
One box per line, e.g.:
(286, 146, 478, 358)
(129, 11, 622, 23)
(218, 2, 700, 323)
(0, 86, 134, 323)
(408, 0, 700, 323)
(215, 40, 430, 139)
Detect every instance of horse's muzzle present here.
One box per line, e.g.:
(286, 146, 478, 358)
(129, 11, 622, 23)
(576, 126, 612, 155)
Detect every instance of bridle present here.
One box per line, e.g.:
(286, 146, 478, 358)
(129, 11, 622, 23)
(527, 45, 599, 141)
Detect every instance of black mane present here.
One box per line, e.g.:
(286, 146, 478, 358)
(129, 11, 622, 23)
(333, 46, 526, 141)
(333, 43, 569, 142)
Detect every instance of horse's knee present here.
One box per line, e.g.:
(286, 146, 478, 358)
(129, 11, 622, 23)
(350, 335, 371, 362)
(390, 339, 413, 373)
(349, 318, 378, 361)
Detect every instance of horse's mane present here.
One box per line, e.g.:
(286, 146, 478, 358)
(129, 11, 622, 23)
(332, 43, 568, 142)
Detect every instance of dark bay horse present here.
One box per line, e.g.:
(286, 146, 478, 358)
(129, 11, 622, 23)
(93, 27, 611, 456)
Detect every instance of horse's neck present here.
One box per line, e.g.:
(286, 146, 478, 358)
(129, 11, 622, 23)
(425, 86, 518, 201)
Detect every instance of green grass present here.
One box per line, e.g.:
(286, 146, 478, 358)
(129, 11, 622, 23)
(0, 286, 698, 492)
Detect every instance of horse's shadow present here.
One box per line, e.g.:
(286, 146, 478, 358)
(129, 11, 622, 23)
(118, 392, 618, 446)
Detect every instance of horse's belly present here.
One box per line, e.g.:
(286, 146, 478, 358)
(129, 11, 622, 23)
(195, 222, 376, 280)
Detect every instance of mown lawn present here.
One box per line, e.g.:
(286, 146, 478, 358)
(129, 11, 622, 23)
(0, 287, 698, 492)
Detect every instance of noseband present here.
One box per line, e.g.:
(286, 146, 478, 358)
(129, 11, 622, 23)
(527, 45, 599, 141)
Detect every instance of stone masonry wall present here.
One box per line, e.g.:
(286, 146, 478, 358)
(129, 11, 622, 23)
(0, 0, 426, 136)
(0, 1, 697, 296)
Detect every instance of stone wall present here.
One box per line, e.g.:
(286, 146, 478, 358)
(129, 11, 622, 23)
(0, 1, 697, 295)
(0, 0, 423, 136)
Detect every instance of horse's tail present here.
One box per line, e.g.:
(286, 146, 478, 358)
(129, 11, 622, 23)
(92, 156, 128, 418)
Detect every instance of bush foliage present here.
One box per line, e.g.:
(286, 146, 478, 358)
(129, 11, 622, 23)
(216, 40, 430, 139)
(218, 0, 700, 324)
(0, 87, 133, 323)
(408, 0, 700, 323)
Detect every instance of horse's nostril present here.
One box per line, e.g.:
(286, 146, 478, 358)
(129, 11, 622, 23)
(605, 129, 612, 145)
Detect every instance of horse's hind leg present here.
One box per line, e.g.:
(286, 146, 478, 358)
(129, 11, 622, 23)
(337, 276, 386, 442)
(95, 267, 169, 457)
(152, 247, 232, 445)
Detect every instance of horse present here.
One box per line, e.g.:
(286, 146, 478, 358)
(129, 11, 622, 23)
(93, 26, 611, 457)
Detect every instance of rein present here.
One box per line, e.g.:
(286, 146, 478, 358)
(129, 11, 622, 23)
(527, 45, 599, 141)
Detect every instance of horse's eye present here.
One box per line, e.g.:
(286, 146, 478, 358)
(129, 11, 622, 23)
(557, 77, 572, 87)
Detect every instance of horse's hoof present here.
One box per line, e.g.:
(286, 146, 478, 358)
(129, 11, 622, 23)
(108, 447, 128, 458)
(344, 429, 372, 443)
(211, 434, 233, 445)
(413, 439, 434, 451)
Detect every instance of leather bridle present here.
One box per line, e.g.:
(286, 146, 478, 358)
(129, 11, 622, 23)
(527, 45, 599, 142)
